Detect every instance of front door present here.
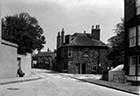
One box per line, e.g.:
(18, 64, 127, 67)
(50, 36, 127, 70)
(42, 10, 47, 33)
(82, 63, 86, 74)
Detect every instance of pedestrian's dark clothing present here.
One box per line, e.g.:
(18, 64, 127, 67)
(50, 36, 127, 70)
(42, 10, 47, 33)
(17, 68, 25, 77)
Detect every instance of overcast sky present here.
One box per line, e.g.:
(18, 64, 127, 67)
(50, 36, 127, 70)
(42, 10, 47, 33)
(1, 0, 124, 51)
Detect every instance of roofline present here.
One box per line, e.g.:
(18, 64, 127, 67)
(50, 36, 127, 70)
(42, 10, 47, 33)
(57, 45, 108, 49)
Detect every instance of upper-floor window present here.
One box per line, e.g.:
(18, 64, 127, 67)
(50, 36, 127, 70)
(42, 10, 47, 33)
(129, 27, 136, 47)
(68, 48, 72, 57)
(129, 56, 136, 65)
(138, 55, 140, 75)
(138, 26, 140, 45)
(136, 0, 140, 15)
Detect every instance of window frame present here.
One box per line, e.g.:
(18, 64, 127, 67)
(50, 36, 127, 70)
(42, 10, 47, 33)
(138, 55, 140, 66)
(138, 25, 140, 45)
(129, 27, 136, 47)
(136, 0, 140, 15)
(68, 48, 72, 57)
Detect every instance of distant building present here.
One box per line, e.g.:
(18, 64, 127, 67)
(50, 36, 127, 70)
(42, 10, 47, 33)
(56, 25, 108, 74)
(108, 35, 121, 48)
(32, 49, 55, 70)
(124, 0, 140, 84)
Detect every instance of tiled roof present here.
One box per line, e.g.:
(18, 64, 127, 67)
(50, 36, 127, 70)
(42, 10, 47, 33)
(65, 33, 107, 47)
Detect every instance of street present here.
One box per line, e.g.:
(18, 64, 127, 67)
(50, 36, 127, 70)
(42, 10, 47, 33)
(0, 70, 137, 96)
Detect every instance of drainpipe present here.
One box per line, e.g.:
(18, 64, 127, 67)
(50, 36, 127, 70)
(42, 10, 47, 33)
(97, 49, 100, 74)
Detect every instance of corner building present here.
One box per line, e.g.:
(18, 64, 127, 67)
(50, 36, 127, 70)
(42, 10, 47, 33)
(56, 25, 108, 74)
(124, 0, 140, 84)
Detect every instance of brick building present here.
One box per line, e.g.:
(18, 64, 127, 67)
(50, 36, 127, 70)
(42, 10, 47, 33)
(124, 0, 140, 84)
(56, 25, 108, 74)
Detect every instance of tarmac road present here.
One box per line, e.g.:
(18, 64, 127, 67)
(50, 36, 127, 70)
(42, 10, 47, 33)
(0, 69, 137, 96)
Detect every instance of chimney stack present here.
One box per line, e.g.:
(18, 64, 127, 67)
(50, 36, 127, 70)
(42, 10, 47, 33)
(91, 25, 100, 40)
(57, 32, 61, 49)
(61, 28, 65, 45)
(84, 30, 86, 34)
(65, 35, 71, 44)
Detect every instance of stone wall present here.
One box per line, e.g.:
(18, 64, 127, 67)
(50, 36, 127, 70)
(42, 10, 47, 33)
(68, 47, 103, 74)
(58, 46, 108, 74)
(99, 49, 109, 71)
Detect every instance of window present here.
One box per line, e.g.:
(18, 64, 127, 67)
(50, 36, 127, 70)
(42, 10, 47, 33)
(129, 56, 136, 75)
(129, 56, 136, 65)
(68, 53, 72, 57)
(138, 55, 140, 65)
(136, 0, 140, 15)
(138, 56, 140, 75)
(129, 27, 136, 47)
(83, 50, 89, 58)
(138, 26, 140, 45)
(68, 48, 72, 57)
(132, 56, 136, 65)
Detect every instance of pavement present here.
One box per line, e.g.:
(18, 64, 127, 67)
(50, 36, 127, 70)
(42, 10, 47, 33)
(0, 69, 139, 95)
(59, 73, 140, 95)
(0, 72, 41, 85)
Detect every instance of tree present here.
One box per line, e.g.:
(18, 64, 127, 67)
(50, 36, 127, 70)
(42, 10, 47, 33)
(107, 19, 125, 67)
(2, 12, 46, 54)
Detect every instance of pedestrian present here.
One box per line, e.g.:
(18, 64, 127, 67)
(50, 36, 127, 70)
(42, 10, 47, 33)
(17, 57, 25, 77)
(17, 68, 25, 77)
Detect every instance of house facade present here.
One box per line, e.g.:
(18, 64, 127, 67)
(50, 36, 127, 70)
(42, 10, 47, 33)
(56, 25, 108, 74)
(32, 50, 55, 70)
(124, 0, 140, 84)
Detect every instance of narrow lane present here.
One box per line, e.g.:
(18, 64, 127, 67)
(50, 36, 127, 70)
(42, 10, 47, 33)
(0, 71, 137, 96)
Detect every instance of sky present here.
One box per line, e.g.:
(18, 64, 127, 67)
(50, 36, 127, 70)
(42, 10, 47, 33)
(1, 0, 124, 51)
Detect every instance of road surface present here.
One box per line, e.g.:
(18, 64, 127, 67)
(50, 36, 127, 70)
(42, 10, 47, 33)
(0, 70, 137, 96)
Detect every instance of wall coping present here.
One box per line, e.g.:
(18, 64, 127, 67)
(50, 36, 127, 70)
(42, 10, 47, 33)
(1, 39, 18, 48)
(18, 53, 31, 57)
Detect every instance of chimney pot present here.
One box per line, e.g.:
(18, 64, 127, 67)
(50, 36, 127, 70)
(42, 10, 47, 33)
(92, 25, 94, 29)
(58, 32, 60, 36)
(84, 30, 86, 34)
(62, 28, 64, 32)
(96, 25, 98, 29)
(98, 25, 100, 29)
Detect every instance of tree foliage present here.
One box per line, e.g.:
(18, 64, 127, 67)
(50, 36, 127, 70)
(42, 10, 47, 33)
(107, 19, 125, 67)
(2, 12, 46, 54)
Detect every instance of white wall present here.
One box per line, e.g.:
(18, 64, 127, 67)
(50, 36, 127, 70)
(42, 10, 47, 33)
(19, 53, 32, 77)
(0, 7, 19, 79)
(0, 40, 18, 79)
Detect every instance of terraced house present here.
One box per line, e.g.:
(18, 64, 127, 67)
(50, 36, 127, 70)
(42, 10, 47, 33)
(56, 25, 108, 74)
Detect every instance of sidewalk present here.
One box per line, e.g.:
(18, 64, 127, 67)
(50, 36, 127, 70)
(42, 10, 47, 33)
(0, 74, 41, 85)
(60, 73, 140, 95)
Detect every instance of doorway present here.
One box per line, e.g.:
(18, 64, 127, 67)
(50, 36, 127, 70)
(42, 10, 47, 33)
(82, 63, 86, 74)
